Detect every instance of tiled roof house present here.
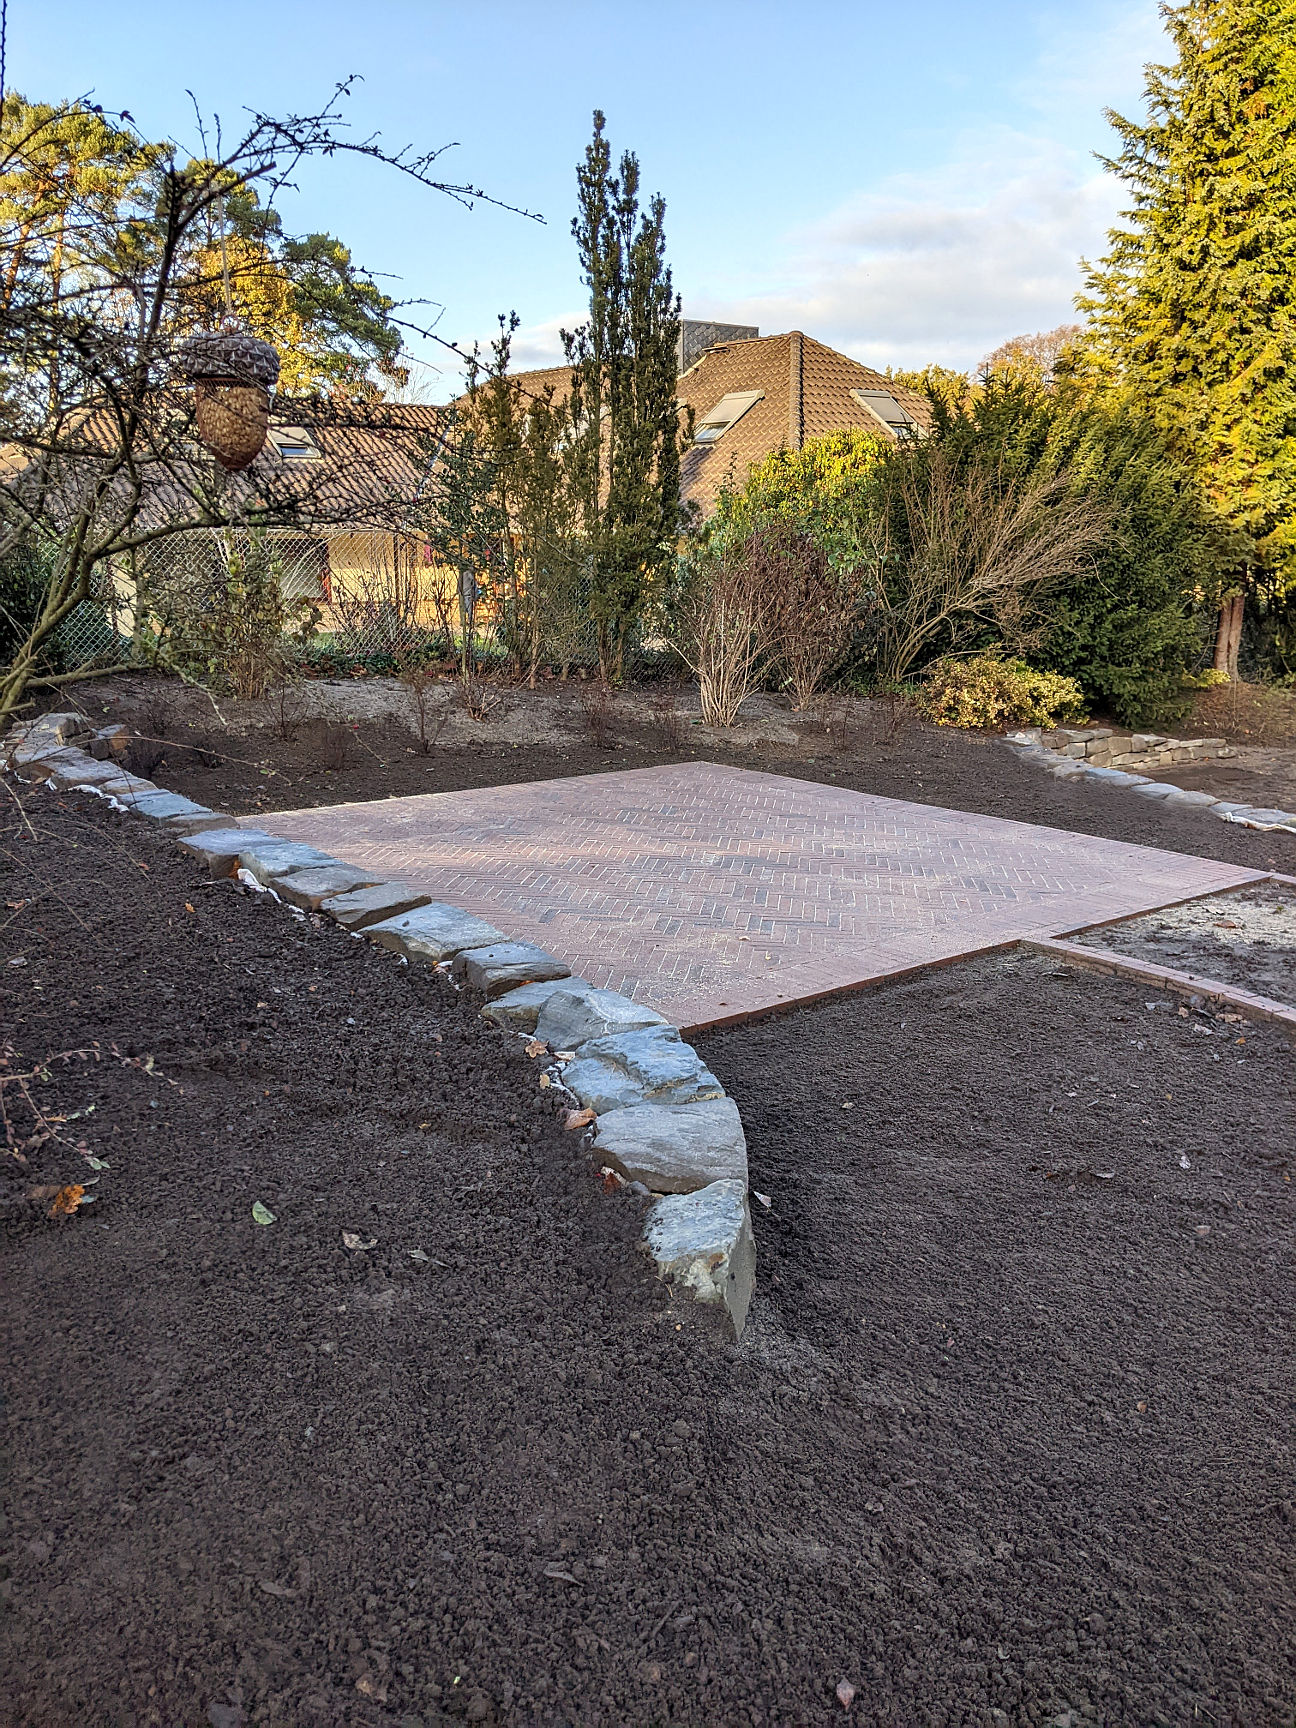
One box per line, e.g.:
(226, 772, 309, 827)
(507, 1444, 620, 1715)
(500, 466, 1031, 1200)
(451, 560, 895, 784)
(677, 330, 931, 513)
(494, 328, 931, 516)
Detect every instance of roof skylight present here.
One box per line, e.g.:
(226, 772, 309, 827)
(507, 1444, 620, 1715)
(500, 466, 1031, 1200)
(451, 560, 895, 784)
(850, 389, 919, 437)
(268, 426, 323, 462)
(693, 389, 764, 444)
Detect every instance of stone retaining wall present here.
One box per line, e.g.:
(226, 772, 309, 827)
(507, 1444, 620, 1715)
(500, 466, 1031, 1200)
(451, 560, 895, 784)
(4, 712, 756, 1338)
(1032, 726, 1235, 771)
(1004, 727, 1296, 834)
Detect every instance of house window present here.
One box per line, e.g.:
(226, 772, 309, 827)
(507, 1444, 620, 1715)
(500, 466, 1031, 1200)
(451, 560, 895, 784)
(850, 389, 919, 436)
(268, 426, 323, 462)
(693, 389, 764, 444)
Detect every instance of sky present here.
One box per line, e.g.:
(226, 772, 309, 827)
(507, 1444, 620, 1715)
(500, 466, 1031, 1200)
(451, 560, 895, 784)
(16, 0, 1167, 396)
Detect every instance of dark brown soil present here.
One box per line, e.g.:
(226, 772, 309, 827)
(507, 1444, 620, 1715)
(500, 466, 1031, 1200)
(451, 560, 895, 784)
(3, 786, 1294, 1727)
(80, 681, 1296, 878)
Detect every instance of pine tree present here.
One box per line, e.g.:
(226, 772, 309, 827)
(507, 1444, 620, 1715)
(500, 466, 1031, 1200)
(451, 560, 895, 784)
(1081, 0, 1296, 675)
(561, 112, 687, 681)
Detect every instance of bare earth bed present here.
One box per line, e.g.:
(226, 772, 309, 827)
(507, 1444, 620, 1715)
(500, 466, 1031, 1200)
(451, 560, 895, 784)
(1072, 880, 1296, 1004)
(2, 784, 1293, 1727)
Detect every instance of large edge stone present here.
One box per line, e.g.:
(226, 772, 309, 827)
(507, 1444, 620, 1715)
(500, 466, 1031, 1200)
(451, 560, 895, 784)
(321, 881, 433, 930)
(642, 1180, 756, 1339)
(158, 809, 237, 837)
(563, 1027, 723, 1115)
(276, 863, 385, 910)
(452, 941, 572, 998)
(366, 902, 507, 964)
(593, 1096, 748, 1194)
(236, 839, 343, 886)
(113, 789, 217, 822)
(534, 984, 668, 1049)
(480, 977, 589, 1032)
(176, 827, 271, 877)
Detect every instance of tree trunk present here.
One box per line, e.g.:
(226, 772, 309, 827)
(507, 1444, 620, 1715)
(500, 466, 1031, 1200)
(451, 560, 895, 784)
(1212, 592, 1245, 680)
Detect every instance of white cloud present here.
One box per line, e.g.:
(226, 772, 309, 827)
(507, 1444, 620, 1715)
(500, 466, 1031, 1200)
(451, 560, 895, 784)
(687, 129, 1125, 374)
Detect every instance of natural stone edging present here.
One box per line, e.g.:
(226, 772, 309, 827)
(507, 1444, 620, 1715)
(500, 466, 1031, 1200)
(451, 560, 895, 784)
(1021, 936, 1296, 1030)
(1003, 727, 1296, 834)
(3, 711, 757, 1337)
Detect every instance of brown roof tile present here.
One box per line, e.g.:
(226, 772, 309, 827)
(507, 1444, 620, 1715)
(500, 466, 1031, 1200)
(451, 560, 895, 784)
(498, 332, 932, 516)
(678, 332, 932, 513)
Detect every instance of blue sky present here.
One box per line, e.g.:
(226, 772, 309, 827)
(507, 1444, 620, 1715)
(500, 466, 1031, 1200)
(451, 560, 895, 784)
(18, 0, 1166, 393)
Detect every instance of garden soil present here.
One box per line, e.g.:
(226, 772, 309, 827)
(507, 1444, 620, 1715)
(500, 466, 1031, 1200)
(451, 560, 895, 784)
(2, 787, 1293, 1727)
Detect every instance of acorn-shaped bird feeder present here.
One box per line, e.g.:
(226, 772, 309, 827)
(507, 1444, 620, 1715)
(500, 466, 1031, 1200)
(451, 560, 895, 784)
(178, 328, 280, 472)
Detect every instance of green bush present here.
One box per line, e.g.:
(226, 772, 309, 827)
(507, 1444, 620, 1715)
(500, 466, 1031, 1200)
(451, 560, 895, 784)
(923, 655, 1087, 729)
(927, 379, 1237, 725)
(0, 535, 57, 668)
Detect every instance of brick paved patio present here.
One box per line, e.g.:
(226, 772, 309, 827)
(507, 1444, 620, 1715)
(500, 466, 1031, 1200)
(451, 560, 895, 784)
(260, 763, 1265, 1030)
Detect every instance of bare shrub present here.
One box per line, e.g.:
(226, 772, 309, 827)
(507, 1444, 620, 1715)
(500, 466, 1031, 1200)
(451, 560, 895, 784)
(870, 452, 1112, 685)
(865, 690, 919, 748)
(814, 694, 858, 756)
(395, 655, 447, 755)
(763, 530, 859, 710)
(317, 721, 353, 771)
(647, 691, 686, 750)
(330, 536, 427, 658)
(262, 671, 307, 742)
(675, 536, 778, 728)
(578, 680, 617, 749)
(457, 676, 501, 723)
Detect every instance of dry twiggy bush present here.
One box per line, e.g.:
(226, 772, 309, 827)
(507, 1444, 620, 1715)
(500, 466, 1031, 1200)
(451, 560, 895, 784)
(647, 691, 686, 750)
(578, 679, 618, 749)
(674, 536, 779, 728)
(395, 656, 447, 755)
(762, 530, 859, 711)
(868, 452, 1111, 685)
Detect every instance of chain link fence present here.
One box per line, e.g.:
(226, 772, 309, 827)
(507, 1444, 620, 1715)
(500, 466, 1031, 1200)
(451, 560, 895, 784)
(53, 527, 674, 682)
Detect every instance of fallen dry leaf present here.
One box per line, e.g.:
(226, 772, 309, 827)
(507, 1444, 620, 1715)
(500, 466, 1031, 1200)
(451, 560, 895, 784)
(538, 1073, 552, 1089)
(47, 1184, 87, 1218)
(836, 1679, 856, 1709)
(184, 902, 195, 914)
(342, 1231, 377, 1252)
(564, 1107, 596, 1131)
(354, 1675, 388, 1702)
(524, 1037, 548, 1059)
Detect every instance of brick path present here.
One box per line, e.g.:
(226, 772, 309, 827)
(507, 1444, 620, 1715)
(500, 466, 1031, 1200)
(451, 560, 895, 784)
(260, 763, 1264, 1030)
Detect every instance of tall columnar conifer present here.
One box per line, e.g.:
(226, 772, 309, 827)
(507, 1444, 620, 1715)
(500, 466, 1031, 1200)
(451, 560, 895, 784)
(561, 112, 687, 681)
(1081, 0, 1296, 675)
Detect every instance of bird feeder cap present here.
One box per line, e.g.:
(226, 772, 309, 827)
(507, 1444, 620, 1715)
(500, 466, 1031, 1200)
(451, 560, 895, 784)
(177, 329, 280, 388)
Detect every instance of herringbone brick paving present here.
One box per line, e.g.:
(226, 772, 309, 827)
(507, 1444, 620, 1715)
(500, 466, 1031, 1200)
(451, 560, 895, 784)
(260, 762, 1264, 1029)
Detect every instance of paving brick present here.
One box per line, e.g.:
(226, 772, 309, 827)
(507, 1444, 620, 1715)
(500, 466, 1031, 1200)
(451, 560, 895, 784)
(255, 762, 1263, 1030)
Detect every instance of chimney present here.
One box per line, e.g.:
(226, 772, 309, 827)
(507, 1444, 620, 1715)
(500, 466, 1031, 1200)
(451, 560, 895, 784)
(676, 318, 760, 373)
